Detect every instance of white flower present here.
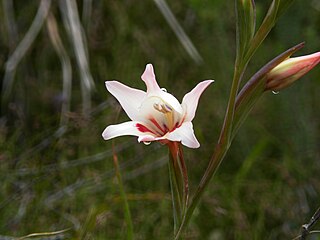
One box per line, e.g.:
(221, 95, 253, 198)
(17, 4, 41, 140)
(102, 64, 213, 148)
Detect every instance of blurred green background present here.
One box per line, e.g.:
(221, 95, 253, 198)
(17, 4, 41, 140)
(0, 0, 320, 239)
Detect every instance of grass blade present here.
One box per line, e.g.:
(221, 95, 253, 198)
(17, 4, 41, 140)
(59, 0, 95, 115)
(1, 0, 52, 109)
(46, 13, 72, 126)
(153, 0, 203, 64)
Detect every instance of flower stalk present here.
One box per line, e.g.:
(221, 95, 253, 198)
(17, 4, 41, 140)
(174, 0, 320, 237)
(167, 142, 189, 235)
(174, 42, 320, 240)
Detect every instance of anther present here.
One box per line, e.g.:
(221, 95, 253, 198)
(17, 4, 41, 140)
(153, 103, 172, 113)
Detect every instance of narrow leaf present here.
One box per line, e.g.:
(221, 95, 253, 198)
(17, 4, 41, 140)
(277, 0, 295, 20)
(245, 0, 295, 63)
(245, 0, 279, 62)
(236, 0, 256, 61)
(17, 229, 70, 240)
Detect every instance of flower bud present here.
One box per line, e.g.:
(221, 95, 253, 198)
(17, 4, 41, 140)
(265, 52, 320, 91)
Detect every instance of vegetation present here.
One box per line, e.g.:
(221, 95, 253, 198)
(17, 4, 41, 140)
(0, 0, 319, 239)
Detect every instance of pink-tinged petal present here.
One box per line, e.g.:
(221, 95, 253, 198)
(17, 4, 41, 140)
(105, 81, 146, 120)
(166, 122, 200, 148)
(141, 64, 161, 93)
(138, 135, 157, 143)
(102, 121, 147, 140)
(182, 80, 214, 122)
(266, 52, 320, 91)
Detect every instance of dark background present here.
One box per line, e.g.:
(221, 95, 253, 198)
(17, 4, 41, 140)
(0, 0, 319, 239)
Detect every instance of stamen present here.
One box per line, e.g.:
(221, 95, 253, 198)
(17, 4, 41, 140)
(153, 103, 172, 113)
(164, 104, 172, 112)
(153, 103, 162, 112)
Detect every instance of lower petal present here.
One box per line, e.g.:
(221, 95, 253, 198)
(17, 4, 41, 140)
(166, 122, 200, 148)
(102, 121, 147, 140)
(138, 135, 157, 142)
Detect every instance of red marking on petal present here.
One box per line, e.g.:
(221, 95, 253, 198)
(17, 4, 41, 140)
(169, 117, 185, 132)
(136, 123, 155, 134)
(149, 118, 165, 134)
(163, 124, 169, 132)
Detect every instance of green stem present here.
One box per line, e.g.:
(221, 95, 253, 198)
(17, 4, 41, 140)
(218, 64, 244, 145)
(175, 42, 306, 239)
(174, 1, 298, 238)
(169, 154, 182, 231)
(174, 46, 248, 240)
(168, 142, 189, 238)
(174, 139, 229, 239)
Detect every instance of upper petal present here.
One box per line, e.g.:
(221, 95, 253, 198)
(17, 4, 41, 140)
(102, 121, 152, 140)
(182, 80, 214, 122)
(105, 81, 146, 120)
(141, 64, 161, 93)
(156, 90, 183, 114)
(166, 122, 200, 148)
(141, 64, 183, 114)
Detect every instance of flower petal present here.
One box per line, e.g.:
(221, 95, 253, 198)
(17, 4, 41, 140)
(141, 64, 161, 93)
(141, 64, 183, 114)
(102, 121, 148, 140)
(266, 52, 320, 91)
(156, 91, 183, 114)
(138, 135, 157, 142)
(166, 122, 200, 148)
(182, 80, 214, 122)
(105, 81, 146, 120)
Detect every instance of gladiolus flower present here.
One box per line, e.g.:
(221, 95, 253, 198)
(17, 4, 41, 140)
(102, 64, 213, 148)
(266, 52, 320, 91)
